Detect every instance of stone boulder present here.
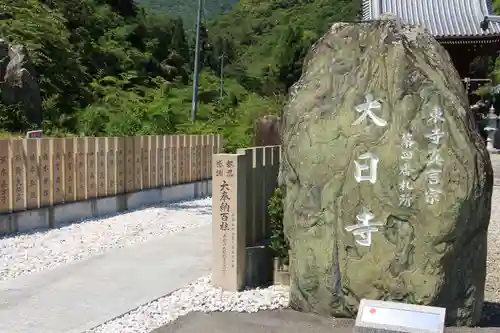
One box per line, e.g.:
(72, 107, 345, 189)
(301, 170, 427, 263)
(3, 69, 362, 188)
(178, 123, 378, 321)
(279, 15, 493, 326)
(255, 115, 281, 146)
(0, 38, 43, 125)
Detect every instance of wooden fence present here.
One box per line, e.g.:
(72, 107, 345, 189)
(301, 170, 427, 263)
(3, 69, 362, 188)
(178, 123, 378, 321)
(0, 134, 222, 214)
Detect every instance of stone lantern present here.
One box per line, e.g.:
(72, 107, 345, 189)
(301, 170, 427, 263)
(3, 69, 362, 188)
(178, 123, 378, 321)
(484, 104, 499, 151)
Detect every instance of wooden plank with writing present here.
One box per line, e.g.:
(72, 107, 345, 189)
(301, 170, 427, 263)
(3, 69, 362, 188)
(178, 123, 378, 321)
(64, 138, 75, 202)
(150, 136, 158, 188)
(141, 136, 150, 189)
(133, 136, 142, 190)
(0, 140, 11, 212)
(170, 135, 178, 185)
(25, 139, 39, 209)
(216, 134, 223, 153)
(157, 136, 164, 187)
(188, 135, 195, 182)
(124, 137, 135, 192)
(200, 135, 207, 180)
(52, 139, 64, 204)
(75, 138, 86, 201)
(86, 138, 97, 199)
(116, 137, 125, 194)
(164, 136, 171, 186)
(207, 135, 214, 179)
(195, 135, 202, 181)
(39, 139, 51, 207)
(183, 135, 190, 183)
(178, 135, 186, 184)
(106, 137, 116, 196)
(11, 139, 26, 211)
(192, 136, 198, 181)
(96, 137, 106, 197)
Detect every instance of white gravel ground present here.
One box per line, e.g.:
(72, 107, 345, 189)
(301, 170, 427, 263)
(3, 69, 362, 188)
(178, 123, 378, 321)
(87, 185, 500, 333)
(0, 197, 212, 281)
(86, 276, 290, 333)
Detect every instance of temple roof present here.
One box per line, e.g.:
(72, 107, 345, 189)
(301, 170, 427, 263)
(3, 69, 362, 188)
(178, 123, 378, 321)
(362, 0, 500, 40)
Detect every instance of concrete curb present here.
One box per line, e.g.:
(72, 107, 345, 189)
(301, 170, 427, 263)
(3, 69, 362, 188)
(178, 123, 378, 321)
(0, 180, 212, 237)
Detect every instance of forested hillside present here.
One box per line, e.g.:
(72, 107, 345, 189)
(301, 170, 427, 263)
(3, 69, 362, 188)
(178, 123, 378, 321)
(135, 0, 238, 29)
(0, 0, 362, 151)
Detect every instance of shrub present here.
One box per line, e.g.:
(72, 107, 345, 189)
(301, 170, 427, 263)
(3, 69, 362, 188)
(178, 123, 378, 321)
(268, 187, 289, 264)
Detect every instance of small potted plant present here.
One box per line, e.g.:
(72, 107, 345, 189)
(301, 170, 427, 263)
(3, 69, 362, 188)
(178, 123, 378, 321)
(267, 188, 290, 285)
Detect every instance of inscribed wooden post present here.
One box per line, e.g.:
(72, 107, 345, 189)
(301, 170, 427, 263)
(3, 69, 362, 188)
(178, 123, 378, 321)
(11, 139, 26, 211)
(189, 135, 196, 182)
(206, 135, 213, 179)
(75, 138, 86, 201)
(178, 135, 186, 183)
(170, 135, 178, 185)
(86, 137, 97, 199)
(116, 137, 125, 194)
(0, 140, 11, 212)
(208, 134, 215, 175)
(164, 136, 171, 185)
(212, 153, 247, 292)
(106, 137, 116, 195)
(96, 137, 106, 197)
(217, 134, 223, 153)
(52, 138, 64, 204)
(157, 136, 164, 186)
(64, 138, 75, 202)
(188, 135, 195, 182)
(141, 136, 150, 189)
(39, 139, 50, 207)
(124, 137, 135, 192)
(184, 135, 190, 182)
(196, 136, 202, 181)
(150, 136, 158, 188)
(25, 139, 39, 209)
(200, 135, 207, 180)
(133, 136, 142, 190)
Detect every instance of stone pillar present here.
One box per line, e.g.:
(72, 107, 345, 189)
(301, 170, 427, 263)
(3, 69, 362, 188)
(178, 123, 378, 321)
(485, 105, 498, 151)
(212, 153, 247, 291)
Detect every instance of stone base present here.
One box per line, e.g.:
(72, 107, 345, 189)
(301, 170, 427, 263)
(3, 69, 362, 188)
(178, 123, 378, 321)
(273, 257, 290, 286)
(245, 245, 273, 289)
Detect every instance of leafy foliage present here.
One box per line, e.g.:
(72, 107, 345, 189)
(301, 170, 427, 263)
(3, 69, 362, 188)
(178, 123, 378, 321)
(135, 0, 238, 29)
(0, 0, 363, 151)
(268, 188, 288, 262)
(209, 0, 362, 96)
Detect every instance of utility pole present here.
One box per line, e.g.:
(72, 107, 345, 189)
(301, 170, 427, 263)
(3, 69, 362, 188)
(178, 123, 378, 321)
(191, 0, 203, 122)
(220, 51, 224, 100)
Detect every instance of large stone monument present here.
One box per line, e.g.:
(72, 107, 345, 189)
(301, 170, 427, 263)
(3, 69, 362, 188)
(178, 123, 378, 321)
(279, 15, 493, 326)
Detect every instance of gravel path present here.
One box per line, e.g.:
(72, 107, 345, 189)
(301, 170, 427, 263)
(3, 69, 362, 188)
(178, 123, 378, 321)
(86, 183, 500, 333)
(0, 197, 212, 281)
(86, 276, 290, 333)
(486, 189, 500, 303)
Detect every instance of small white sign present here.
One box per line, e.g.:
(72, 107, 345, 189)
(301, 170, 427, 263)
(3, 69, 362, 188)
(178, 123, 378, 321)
(26, 130, 43, 139)
(354, 299, 446, 333)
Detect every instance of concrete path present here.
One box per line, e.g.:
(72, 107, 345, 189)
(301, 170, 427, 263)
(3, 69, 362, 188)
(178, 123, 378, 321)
(150, 309, 500, 333)
(0, 224, 212, 333)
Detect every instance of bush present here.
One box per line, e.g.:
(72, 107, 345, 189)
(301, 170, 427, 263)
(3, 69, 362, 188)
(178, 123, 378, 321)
(268, 187, 289, 263)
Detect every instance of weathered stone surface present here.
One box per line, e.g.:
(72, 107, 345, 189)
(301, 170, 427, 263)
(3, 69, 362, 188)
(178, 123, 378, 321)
(279, 16, 493, 326)
(0, 38, 42, 125)
(255, 115, 281, 146)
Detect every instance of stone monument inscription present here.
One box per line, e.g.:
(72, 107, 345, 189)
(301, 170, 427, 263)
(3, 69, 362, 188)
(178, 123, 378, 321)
(279, 16, 493, 326)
